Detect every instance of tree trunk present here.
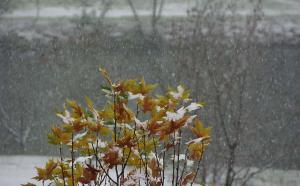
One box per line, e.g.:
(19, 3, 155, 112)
(225, 147, 236, 186)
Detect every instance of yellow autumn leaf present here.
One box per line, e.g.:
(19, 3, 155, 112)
(99, 67, 113, 86)
(189, 119, 211, 138)
(33, 159, 58, 181)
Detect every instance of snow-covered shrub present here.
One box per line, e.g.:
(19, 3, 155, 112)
(22, 68, 211, 186)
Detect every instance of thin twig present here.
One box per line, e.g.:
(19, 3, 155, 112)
(162, 142, 166, 185)
(71, 132, 75, 186)
(172, 132, 176, 186)
(91, 143, 118, 185)
(179, 148, 189, 183)
(191, 141, 205, 186)
(175, 130, 182, 186)
(59, 146, 66, 186)
(113, 93, 119, 185)
(152, 137, 163, 184)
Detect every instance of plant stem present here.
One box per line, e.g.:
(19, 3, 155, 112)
(134, 104, 143, 186)
(175, 130, 182, 186)
(71, 132, 75, 186)
(96, 130, 99, 168)
(143, 130, 149, 185)
(179, 148, 189, 183)
(113, 93, 117, 142)
(113, 93, 119, 185)
(59, 145, 66, 186)
(172, 132, 176, 186)
(162, 142, 166, 185)
(91, 143, 118, 185)
(191, 141, 205, 186)
(152, 137, 162, 183)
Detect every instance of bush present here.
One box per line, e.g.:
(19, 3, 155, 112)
(22, 68, 211, 186)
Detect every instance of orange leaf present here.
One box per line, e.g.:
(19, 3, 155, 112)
(188, 142, 208, 161)
(103, 145, 122, 168)
(147, 119, 161, 135)
(181, 172, 196, 186)
(99, 67, 113, 86)
(189, 119, 211, 138)
(88, 122, 110, 136)
(78, 164, 100, 184)
(139, 77, 157, 95)
(114, 103, 134, 123)
(73, 121, 87, 132)
(117, 133, 136, 148)
(67, 100, 84, 119)
(158, 115, 190, 138)
(148, 158, 161, 178)
(33, 160, 58, 181)
(138, 96, 157, 113)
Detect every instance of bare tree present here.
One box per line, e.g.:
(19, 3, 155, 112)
(99, 0, 114, 22)
(151, 0, 165, 34)
(169, 0, 294, 185)
(126, 0, 165, 35)
(0, 0, 13, 17)
(32, 0, 40, 26)
(0, 104, 31, 152)
(126, 0, 144, 33)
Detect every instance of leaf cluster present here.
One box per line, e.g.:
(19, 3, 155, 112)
(23, 68, 211, 186)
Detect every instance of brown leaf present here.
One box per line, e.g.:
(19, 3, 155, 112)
(189, 119, 211, 138)
(103, 145, 122, 168)
(148, 158, 161, 178)
(158, 115, 190, 138)
(181, 172, 196, 186)
(138, 96, 157, 113)
(78, 164, 100, 184)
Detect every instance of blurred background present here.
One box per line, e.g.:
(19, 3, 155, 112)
(0, 0, 299, 185)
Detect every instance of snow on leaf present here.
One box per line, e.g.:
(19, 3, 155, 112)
(57, 110, 74, 124)
(186, 136, 209, 145)
(73, 155, 93, 165)
(155, 106, 162, 112)
(185, 102, 203, 112)
(165, 107, 186, 121)
(170, 85, 184, 99)
(171, 154, 186, 161)
(128, 92, 145, 100)
(134, 117, 148, 130)
(73, 131, 88, 141)
(186, 159, 194, 167)
(186, 115, 197, 125)
(88, 140, 106, 149)
(21, 183, 36, 186)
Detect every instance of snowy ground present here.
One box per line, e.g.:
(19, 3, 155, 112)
(0, 156, 50, 186)
(1, 1, 300, 43)
(4, 1, 300, 18)
(0, 156, 299, 186)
